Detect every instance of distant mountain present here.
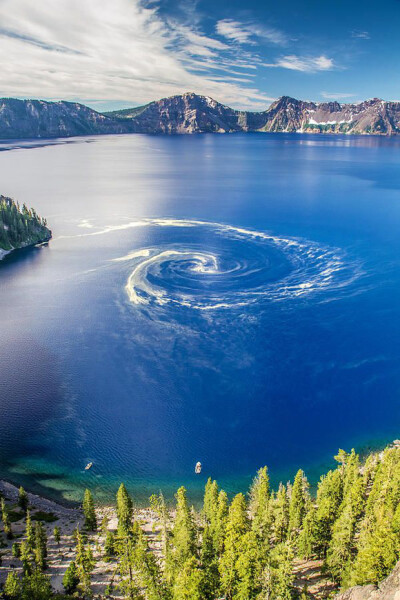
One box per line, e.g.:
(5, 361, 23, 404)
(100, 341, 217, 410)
(105, 92, 265, 134)
(106, 92, 400, 135)
(1, 93, 400, 139)
(0, 98, 130, 139)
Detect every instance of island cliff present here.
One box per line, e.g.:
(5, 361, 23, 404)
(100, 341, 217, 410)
(0, 195, 51, 258)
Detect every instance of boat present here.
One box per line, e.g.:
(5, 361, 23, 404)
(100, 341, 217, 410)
(195, 461, 202, 474)
(85, 462, 93, 471)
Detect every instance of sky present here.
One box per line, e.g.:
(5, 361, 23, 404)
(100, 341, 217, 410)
(0, 0, 399, 111)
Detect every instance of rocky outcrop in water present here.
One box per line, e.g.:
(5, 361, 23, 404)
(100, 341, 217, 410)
(334, 562, 400, 600)
(0, 195, 51, 255)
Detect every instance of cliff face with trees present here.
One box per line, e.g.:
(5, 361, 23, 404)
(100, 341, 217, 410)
(0, 195, 51, 254)
(1, 444, 400, 599)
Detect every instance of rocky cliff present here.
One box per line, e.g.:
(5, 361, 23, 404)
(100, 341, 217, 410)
(106, 92, 264, 134)
(335, 561, 400, 600)
(0, 98, 130, 139)
(108, 93, 400, 135)
(2, 93, 400, 139)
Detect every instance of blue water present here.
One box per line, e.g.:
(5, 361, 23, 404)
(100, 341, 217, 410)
(0, 132, 400, 505)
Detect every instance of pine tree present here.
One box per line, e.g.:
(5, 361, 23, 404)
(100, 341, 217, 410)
(19, 541, 32, 576)
(53, 526, 61, 545)
(219, 493, 249, 600)
(235, 529, 263, 599)
(83, 489, 97, 531)
(75, 527, 94, 597)
(203, 478, 219, 524)
(288, 470, 308, 534)
(297, 503, 317, 559)
(132, 531, 171, 600)
(325, 503, 355, 582)
(200, 525, 220, 599)
(20, 570, 52, 600)
(3, 571, 22, 599)
(25, 510, 34, 551)
(1, 497, 13, 539)
(249, 466, 271, 542)
(273, 483, 289, 542)
(349, 509, 398, 586)
(34, 521, 48, 571)
(259, 542, 294, 600)
(213, 489, 228, 555)
(117, 533, 143, 600)
(117, 483, 133, 535)
(314, 469, 343, 557)
(63, 561, 79, 594)
(172, 556, 203, 600)
(11, 542, 21, 558)
(18, 487, 29, 513)
(172, 487, 196, 570)
(150, 492, 170, 565)
(105, 529, 116, 558)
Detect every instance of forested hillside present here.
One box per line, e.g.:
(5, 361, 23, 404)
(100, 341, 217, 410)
(1, 444, 400, 599)
(0, 195, 51, 253)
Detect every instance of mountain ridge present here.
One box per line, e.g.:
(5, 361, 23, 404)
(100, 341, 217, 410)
(1, 92, 400, 138)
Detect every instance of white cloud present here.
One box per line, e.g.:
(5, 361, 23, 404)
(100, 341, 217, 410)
(0, 0, 272, 110)
(351, 30, 370, 39)
(264, 54, 335, 72)
(216, 19, 287, 46)
(321, 92, 356, 100)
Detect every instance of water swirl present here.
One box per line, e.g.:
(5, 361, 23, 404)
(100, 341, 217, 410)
(111, 219, 361, 310)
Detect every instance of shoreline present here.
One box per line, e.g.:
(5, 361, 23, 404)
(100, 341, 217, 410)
(0, 479, 81, 517)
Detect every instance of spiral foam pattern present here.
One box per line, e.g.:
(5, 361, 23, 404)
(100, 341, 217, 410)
(112, 219, 360, 310)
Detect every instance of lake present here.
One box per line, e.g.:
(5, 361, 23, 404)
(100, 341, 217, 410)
(1, 132, 400, 505)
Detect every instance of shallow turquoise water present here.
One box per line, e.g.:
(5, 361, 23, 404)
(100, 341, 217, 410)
(0, 132, 400, 505)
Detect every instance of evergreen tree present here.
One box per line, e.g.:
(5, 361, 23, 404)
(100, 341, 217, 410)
(203, 478, 219, 525)
(117, 483, 133, 535)
(297, 503, 317, 559)
(25, 510, 34, 551)
(325, 503, 355, 582)
(235, 530, 263, 599)
(117, 533, 143, 600)
(273, 483, 289, 543)
(349, 509, 398, 586)
(3, 572, 22, 599)
(20, 570, 52, 600)
(219, 493, 249, 600)
(34, 521, 48, 571)
(200, 525, 220, 599)
(249, 466, 271, 542)
(259, 542, 294, 600)
(53, 526, 61, 545)
(1, 497, 12, 539)
(314, 469, 343, 557)
(20, 541, 32, 575)
(172, 556, 203, 600)
(75, 527, 94, 597)
(18, 487, 29, 513)
(133, 531, 171, 600)
(62, 561, 79, 594)
(172, 487, 196, 570)
(105, 529, 116, 558)
(288, 470, 308, 534)
(213, 489, 228, 555)
(83, 489, 97, 531)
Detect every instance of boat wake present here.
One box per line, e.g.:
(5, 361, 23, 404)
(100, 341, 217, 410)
(108, 219, 361, 311)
